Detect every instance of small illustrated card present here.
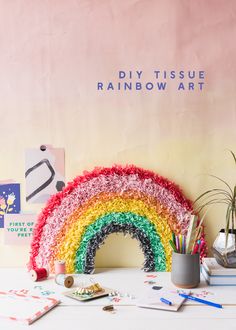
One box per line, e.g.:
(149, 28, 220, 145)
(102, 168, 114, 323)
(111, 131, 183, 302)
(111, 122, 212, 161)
(137, 288, 190, 312)
(0, 183, 21, 228)
(0, 291, 60, 325)
(4, 214, 37, 245)
(25, 145, 65, 203)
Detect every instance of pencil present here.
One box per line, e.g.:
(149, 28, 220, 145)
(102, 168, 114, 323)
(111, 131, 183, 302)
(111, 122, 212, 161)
(172, 232, 175, 244)
(169, 239, 177, 252)
(182, 236, 185, 254)
(179, 235, 182, 253)
(175, 236, 179, 252)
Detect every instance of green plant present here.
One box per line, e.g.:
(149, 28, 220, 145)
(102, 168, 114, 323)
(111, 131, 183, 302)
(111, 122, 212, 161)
(194, 150, 236, 245)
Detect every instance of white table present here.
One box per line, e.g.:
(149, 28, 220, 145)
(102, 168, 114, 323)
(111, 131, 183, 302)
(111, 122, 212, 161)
(0, 268, 236, 330)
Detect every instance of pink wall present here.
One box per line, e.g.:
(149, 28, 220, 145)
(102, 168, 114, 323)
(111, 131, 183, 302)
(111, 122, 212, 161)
(0, 0, 236, 266)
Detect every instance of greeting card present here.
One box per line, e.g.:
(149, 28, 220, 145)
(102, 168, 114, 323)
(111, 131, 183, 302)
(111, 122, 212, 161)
(4, 214, 36, 245)
(0, 183, 21, 228)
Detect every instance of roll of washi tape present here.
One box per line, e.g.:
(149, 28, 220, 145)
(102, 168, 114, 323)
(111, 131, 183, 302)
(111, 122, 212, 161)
(29, 268, 48, 282)
(55, 274, 74, 288)
(54, 260, 66, 275)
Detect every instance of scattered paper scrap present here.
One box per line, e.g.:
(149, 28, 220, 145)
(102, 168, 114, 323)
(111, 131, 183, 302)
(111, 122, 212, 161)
(193, 290, 214, 298)
(144, 280, 156, 284)
(146, 274, 157, 278)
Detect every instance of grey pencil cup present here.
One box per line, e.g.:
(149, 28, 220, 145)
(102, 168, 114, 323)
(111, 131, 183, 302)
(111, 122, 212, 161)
(171, 251, 200, 288)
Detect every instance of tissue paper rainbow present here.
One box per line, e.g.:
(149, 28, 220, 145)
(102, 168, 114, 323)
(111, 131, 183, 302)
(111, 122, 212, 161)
(29, 165, 206, 273)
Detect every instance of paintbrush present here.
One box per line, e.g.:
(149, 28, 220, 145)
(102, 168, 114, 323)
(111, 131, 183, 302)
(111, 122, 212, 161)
(186, 215, 198, 254)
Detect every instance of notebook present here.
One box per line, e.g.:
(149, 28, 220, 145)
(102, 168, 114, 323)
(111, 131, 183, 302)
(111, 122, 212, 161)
(137, 288, 190, 312)
(0, 291, 60, 325)
(203, 258, 236, 276)
(202, 266, 236, 286)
